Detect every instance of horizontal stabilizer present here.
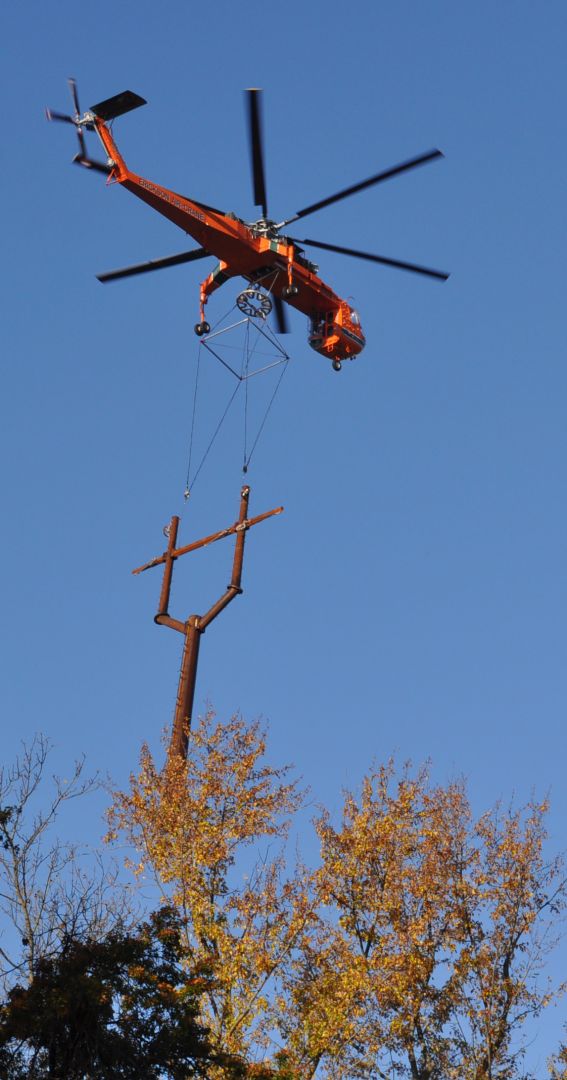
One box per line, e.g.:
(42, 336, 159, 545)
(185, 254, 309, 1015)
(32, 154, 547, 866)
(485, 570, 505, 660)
(90, 90, 147, 121)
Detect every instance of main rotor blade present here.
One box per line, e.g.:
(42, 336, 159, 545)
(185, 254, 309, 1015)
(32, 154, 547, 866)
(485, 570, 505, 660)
(273, 295, 290, 334)
(68, 77, 81, 118)
(97, 247, 211, 283)
(281, 149, 444, 227)
(246, 89, 268, 218)
(293, 237, 449, 281)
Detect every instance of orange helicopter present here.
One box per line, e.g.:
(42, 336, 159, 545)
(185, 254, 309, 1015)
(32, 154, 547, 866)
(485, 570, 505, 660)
(47, 81, 449, 371)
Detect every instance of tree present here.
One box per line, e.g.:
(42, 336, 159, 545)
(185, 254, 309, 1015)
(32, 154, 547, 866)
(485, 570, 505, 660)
(0, 905, 235, 1079)
(549, 1028, 567, 1079)
(0, 734, 132, 994)
(282, 762, 566, 1079)
(109, 727, 566, 1079)
(107, 712, 312, 1068)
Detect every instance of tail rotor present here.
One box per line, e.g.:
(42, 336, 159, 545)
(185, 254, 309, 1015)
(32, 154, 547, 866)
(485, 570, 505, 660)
(67, 77, 89, 165)
(46, 78, 111, 175)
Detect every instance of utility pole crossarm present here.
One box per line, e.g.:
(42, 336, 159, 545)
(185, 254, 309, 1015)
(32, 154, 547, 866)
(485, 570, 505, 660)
(132, 504, 283, 576)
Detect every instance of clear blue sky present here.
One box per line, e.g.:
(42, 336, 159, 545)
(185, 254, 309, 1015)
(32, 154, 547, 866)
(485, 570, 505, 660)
(1, 0, 566, 1068)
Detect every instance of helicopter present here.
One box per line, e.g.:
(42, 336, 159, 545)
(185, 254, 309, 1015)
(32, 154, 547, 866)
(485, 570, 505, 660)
(47, 81, 449, 372)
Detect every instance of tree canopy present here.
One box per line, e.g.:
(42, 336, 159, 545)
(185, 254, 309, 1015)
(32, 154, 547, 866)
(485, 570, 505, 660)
(1, 720, 565, 1079)
(0, 906, 222, 1078)
(107, 715, 567, 1079)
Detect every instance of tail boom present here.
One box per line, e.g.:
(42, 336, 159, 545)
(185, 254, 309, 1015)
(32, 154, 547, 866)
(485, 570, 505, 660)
(88, 91, 146, 176)
(93, 115, 129, 177)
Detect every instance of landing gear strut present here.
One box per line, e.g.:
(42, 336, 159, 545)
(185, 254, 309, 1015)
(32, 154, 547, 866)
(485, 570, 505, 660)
(284, 243, 299, 299)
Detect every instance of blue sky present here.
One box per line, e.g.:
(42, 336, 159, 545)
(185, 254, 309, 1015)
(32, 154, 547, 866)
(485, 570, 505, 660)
(1, 0, 566, 1067)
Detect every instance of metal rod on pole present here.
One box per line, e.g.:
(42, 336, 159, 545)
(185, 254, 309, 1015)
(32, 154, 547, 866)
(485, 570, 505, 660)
(132, 504, 282, 576)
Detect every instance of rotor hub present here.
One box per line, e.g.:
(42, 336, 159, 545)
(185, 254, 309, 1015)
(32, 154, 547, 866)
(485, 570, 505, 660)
(249, 219, 280, 240)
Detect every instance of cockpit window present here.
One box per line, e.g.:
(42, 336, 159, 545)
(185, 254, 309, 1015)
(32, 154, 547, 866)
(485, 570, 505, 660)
(350, 310, 360, 325)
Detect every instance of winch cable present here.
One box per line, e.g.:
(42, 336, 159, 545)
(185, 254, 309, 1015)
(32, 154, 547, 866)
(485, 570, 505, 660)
(243, 318, 250, 470)
(241, 272, 289, 470)
(184, 336, 202, 497)
(241, 308, 284, 473)
(184, 302, 244, 498)
(185, 378, 241, 495)
(184, 292, 290, 495)
(243, 355, 289, 473)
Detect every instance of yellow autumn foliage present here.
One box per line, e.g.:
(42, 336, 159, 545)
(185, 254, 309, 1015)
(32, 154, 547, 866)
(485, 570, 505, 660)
(107, 722, 566, 1080)
(107, 713, 314, 1066)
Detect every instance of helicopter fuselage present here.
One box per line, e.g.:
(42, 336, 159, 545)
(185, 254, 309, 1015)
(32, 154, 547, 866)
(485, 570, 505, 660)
(95, 117, 366, 364)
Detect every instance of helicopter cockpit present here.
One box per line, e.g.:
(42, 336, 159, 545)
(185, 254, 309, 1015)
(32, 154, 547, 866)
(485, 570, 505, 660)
(308, 311, 336, 348)
(308, 303, 365, 368)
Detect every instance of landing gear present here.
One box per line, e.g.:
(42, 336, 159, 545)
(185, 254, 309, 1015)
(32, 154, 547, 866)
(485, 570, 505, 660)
(282, 284, 299, 298)
(194, 321, 211, 337)
(332, 360, 342, 372)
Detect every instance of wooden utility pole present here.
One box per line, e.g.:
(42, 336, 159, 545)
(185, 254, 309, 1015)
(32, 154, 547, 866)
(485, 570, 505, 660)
(132, 486, 283, 762)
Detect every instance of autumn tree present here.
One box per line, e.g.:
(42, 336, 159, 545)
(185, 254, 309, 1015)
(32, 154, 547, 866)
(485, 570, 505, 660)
(282, 762, 566, 1079)
(108, 719, 566, 1079)
(549, 1032, 567, 1080)
(107, 712, 313, 1069)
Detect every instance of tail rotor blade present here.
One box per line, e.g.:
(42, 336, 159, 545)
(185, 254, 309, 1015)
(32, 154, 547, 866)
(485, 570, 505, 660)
(46, 108, 75, 124)
(68, 76, 81, 118)
(246, 89, 268, 218)
(75, 125, 87, 160)
(73, 156, 112, 175)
